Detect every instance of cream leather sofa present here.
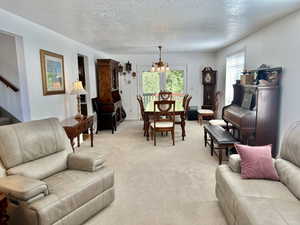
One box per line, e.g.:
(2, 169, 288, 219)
(0, 118, 114, 225)
(216, 122, 300, 225)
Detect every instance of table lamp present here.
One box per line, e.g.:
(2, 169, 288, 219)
(70, 80, 88, 119)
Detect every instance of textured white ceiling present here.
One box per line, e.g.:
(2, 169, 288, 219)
(1, 0, 300, 53)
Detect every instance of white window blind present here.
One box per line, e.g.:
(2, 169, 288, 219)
(225, 51, 245, 105)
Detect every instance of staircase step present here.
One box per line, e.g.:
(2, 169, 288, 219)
(0, 117, 12, 126)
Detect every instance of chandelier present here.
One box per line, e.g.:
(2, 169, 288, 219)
(151, 46, 170, 72)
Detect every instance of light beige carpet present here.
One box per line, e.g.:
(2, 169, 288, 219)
(80, 120, 227, 225)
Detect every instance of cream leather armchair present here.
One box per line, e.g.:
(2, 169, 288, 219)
(0, 118, 114, 225)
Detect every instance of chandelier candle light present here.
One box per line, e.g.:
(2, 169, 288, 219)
(70, 80, 88, 119)
(151, 46, 170, 73)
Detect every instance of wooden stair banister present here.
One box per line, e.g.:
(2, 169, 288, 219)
(0, 75, 19, 92)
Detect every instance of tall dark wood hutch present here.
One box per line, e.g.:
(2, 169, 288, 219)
(95, 59, 125, 131)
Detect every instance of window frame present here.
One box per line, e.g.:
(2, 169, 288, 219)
(225, 50, 246, 105)
(137, 65, 187, 96)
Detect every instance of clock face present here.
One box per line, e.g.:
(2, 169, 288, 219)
(205, 73, 212, 83)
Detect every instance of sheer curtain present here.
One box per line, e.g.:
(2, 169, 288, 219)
(225, 51, 245, 105)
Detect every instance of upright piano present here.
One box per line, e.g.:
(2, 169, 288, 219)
(222, 68, 281, 157)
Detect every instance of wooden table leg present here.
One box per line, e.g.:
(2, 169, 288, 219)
(210, 137, 214, 156)
(204, 128, 207, 147)
(219, 148, 223, 165)
(180, 113, 186, 140)
(90, 126, 94, 148)
(145, 114, 150, 141)
(77, 136, 80, 147)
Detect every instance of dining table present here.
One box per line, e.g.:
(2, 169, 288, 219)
(144, 100, 186, 141)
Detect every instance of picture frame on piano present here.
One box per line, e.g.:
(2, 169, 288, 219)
(241, 92, 253, 109)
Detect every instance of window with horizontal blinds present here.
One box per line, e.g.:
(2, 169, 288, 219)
(225, 51, 245, 105)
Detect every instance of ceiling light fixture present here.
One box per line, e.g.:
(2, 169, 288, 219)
(151, 46, 170, 73)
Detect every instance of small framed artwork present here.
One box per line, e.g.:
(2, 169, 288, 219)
(40, 49, 65, 95)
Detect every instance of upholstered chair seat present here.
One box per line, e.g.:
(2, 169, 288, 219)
(208, 119, 227, 127)
(151, 121, 173, 128)
(0, 118, 114, 225)
(197, 109, 214, 114)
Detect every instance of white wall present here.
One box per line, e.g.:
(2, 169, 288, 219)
(0, 32, 23, 120)
(216, 9, 300, 146)
(0, 8, 112, 121)
(114, 52, 216, 120)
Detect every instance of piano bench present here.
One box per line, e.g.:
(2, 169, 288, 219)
(203, 124, 239, 165)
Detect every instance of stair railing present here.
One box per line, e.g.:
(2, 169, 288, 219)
(0, 75, 19, 92)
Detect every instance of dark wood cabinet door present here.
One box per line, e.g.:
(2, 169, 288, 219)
(201, 68, 217, 109)
(203, 85, 215, 109)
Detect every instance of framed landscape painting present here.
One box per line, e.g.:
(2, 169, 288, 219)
(40, 49, 65, 95)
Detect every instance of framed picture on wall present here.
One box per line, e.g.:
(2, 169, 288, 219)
(40, 49, 65, 95)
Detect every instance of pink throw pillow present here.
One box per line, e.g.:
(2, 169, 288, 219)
(234, 144, 279, 180)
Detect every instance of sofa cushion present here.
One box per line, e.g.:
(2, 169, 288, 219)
(276, 158, 300, 200)
(235, 144, 279, 180)
(0, 118, 67, 169)
(7, 151, 69, 180)
(228, 154, 276, 174)
(29, 167, 114, 225)
(236, 197, 300, 225)
(280, 121, 300, 167)
(216, 166, 297, 211)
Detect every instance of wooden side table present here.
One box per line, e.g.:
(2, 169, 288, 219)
(0, 194, 9, 225)
(61, 115, 94, 151)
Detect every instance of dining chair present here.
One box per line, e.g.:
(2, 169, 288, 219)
(182, 94, 189, 108)
(208, 92, 233, 129)
(175, 95, 192, 140)
(137, 95, 147, 136)
(159, 91, 172, 100)
(197, 91, 220, 125)
(150, 100, 175, 146)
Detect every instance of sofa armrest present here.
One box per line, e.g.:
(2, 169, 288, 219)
(0, 175, 48, 202)
(228, 154, 241, 173)
(68, 151, 105, 172)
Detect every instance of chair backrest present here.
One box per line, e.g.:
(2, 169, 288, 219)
(92, 97, 101, 113)
(0, 118, 72, 179)
(159, 91, 172, 100)
(185, 96, 192, 111)
(182, 94, 189, 108)
(214, 91, 221, 118)
(137, 95, 145, 120)
(182, 96, 192, 120)
(154, 100, 175, 125)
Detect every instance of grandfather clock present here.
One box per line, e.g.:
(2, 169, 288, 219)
(202, 67, 217, 109)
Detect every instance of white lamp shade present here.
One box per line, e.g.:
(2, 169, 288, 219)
(70, 81, 88, 95)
